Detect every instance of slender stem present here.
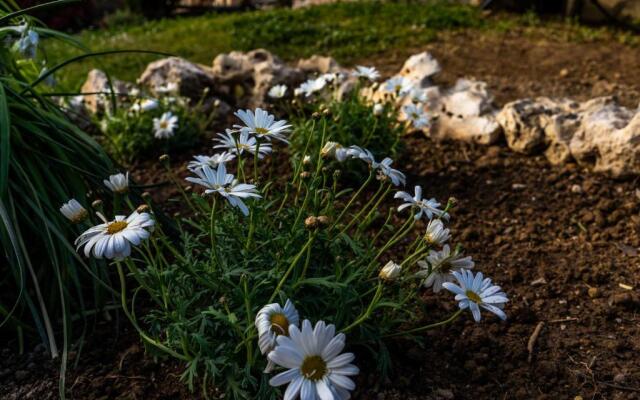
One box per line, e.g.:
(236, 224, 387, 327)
(115, 262, 189, 361)
(341, 281, 383, 333)
(384, 310, 463, 338)
(269, 233, 316, 303)
(330, 171, 374, 231)
(209, 197, 218, 269)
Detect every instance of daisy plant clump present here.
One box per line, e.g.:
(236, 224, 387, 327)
(96, 87, 211, 163)
(90, 105, 508, 398)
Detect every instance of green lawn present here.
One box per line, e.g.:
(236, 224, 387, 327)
(44, 0, 635, 91)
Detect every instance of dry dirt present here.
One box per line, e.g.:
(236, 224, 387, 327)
(2, 26, 640, 400)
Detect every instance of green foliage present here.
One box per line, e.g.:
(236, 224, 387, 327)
(96, 96, 205, 163)
(289, 88, 403, 169)
(0, 2, 117, 395)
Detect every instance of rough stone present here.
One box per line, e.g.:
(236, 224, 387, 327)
(138, 57, 216, 100)
(80, 69, 131, 114)
(432, 79, 502, 145)
(399, 51, 441, 88)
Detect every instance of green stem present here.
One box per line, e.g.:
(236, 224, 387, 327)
(209, 197, 218, 270)
(269, 234, 316, 303)
(330, 171, 374, 231)
(383, 310, 463, 338)
(341, 281, 383, 333)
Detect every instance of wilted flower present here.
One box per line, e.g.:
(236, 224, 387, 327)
(153, 111, 178, 139)
(187, 153, 236, 171)
(395, 186, 448, 221)
(376, 157, 406, 186)
(268, 320, 359, 399)
(104, 172, 129, 194)
(353, 65, 380, 81)
(185, 164, 261, 216)
(424, 219, 450, 245)
(214, 129, 273, 159)
(234, 108, 291, 143)
(379, 261, 401, 281)
(443, 270, 508, 322)
(60, 199, 88, 224)
(255, 299, 299, 372)
(346, 145, 376, 166)
(268, 84, 287, 99)
(384, 76, 413, 96)
(401, 103, 430, 129)
(75, 211, 154, 260)
(416, 244, 474, 293)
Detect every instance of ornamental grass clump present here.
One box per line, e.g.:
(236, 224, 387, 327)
(67, 95, 509, 398)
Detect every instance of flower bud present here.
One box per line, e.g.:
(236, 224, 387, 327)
(136, 204, 150, 213)
(379, 261, 401, 281)
(91, 199, 103, 209)
(159, 154, 170, 163)
(373, 103, 384, 116)
(300, 171, 311, 179)
(316, 215, 330, 226)
(303, 155, 312, 165)
(321, 141, 340, 159)
(141, 191, 152, 200)
(304, 216, 318, 229)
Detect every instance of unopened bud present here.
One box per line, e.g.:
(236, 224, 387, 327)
(141, 191, 152, 200)
(322, 108, 330, 116)
(312, 112, 321, 119)
(304, 216, 318, 229)
(184, 185, 192, 192)
(303, 155, 312, 165)
(300, 171, 311, 179)
(159, 154, 170, 163)
(136, 204, 150, 213)
(173, 212, 181, 218)
(316, 216, 330, 226)
(91, 199, 103, 209)
(379, 261, 401, 281)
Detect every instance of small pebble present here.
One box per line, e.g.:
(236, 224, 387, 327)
(571, 184, 583, 193)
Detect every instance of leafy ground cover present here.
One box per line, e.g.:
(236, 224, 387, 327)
(45, 1, 638, 91)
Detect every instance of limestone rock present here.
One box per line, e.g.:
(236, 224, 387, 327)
(399, 51, 441, 88)
(138, 57, 215, 100)
(297, 55, 341, 75)
(569, 97, 640, 177)
(80, 69, 131, 114)
(433, 78, 501, 145)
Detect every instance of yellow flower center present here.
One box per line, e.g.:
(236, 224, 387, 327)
(107, 221, 128, 234)
(300, 355, 327, 381)
(160, 121, 169, 129)
(255, 127, 269, 135)
(465, 290, 482, 304)
(269, 313, 290, 336)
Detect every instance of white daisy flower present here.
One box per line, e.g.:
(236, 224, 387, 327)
(255, 299, 300, 372)
(376, 157, 406, 186)
(379, 260, 401, 281)
(269, 84, 288, 99)
(394, 186, 448, 221)
(214, 129, 272, 159)
(443, 269, 508, 322)
(401, 103, 431, 129)
(187, 152, 236, 171)
(153, 111, 178, 139)
(297, 77, 327, 97)
(320, 142, 350, 162)
(131, 98, 158, 113)
(353, 65, 380, 81)
(185, 164, 261, 216)
(409, 88, 428, 104)
(416, 244, 474, 293)
(74, 211, 155, 260)
(154, 82, 178, 94)
(104, 172, 129, 194)
(234, 108, 291, 143)
(384, 76, 413, 96)
(60, 199, 88, 224)
(268, 319, 359, 400)
(373, 103, 384, 116)
(424, 219, 450, 245)
(346, 145, 377, 166)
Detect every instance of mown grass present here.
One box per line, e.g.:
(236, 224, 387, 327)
(44, 0, 638, 91)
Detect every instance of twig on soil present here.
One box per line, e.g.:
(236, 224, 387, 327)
(548, 317, 579, 323)
(527, 321, 545, 363)
(596, 381, 640, 392)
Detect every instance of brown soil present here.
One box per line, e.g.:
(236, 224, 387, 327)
(3, 25, 640, 400)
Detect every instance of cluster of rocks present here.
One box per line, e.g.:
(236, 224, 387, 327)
(78, 49, 640, 177)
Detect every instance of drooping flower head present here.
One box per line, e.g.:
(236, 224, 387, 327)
(320, 141, 350, 162)
(185, 164, 261, 216)
(187, 153, 236, 171)
(443, 269, 508, 322)
(153, 111, 178, 139)
(416, 244, 474, 293)
(376, 157, 406, 186)
(379, 260, 402, 281)
(424, 218, 450, 246)
(268, 84, 288, 99)
(395, 186, 448, 221)
(60, 199, 88, 224)
(234, 108, 291, 143)
(75, 211, 155, 260)
(104, 172, 129, 194)
(353, 65, 380, 82)
(214, 129, 273, 159)
(268, 320, 359, 400)
(255, 299, 300, 372)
